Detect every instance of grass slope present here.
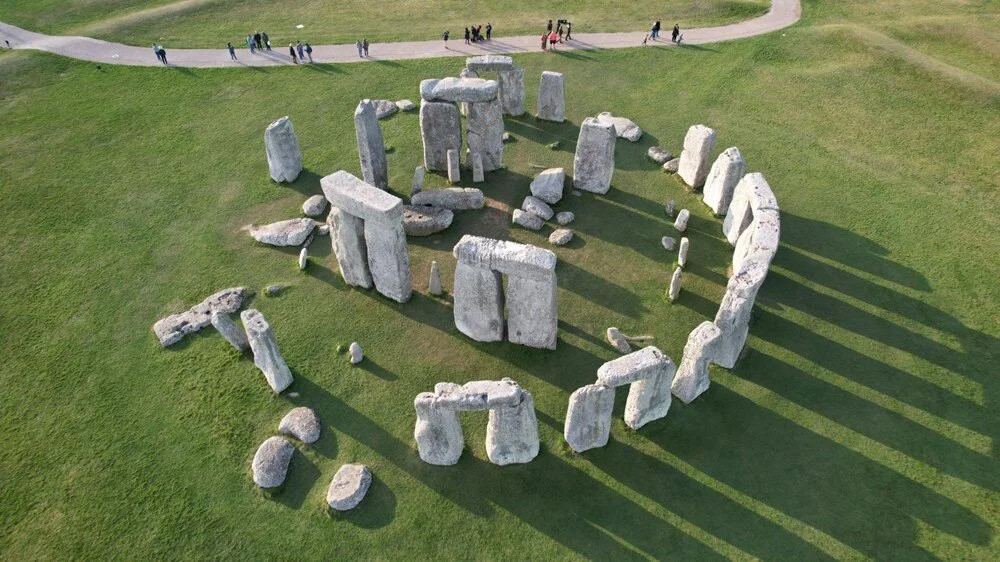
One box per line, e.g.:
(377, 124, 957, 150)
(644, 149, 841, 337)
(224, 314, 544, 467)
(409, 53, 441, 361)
(0, 0, 998, 558)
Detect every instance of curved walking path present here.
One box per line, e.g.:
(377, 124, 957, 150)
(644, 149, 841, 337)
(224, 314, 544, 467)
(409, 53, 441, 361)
(0, 0, 799, 68)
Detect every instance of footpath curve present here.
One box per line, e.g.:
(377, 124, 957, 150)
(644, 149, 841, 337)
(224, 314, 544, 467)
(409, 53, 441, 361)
(0, 0, 799, 68)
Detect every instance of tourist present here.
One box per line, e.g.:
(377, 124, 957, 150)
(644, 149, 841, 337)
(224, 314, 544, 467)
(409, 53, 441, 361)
(547, 19, 553, 33)
(157, 45, 167, 64)
(652, 20, 661, 40)
(5, 40, 10, 49)
(296, 40, 304, 61)
(152, 43, 161, 62)
(541, 32, 547, 51)
(464, 27, 470, 45)
(228, 42, 237, 60)
(470, 26, 477, 43)
(548, 30, 558, 50)
(247, 34, 255, 53)
(442, 30, 449, 48)
(486, 23, 492, 40)
(355, 39, 363, 57)
(262, 32, 270, 50)
(672, 23, 680, 43)
(557, 24, 564, 43)
(565, 22, 572, 40)
(254, 31, 262, 50)
(289, 43, 297, 63)
(304, 42, 313, 62)
(362, 38, 369, 56)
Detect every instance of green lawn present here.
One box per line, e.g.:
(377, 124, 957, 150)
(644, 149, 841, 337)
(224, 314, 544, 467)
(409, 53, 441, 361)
(0, 0, 998, 558)
(0, 0, 770, 47)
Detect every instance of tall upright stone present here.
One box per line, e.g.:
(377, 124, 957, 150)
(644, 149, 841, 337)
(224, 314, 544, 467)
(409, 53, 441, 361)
(498, 67, 525, 116)
(458, 68, 478, 116)
(354, 100, 388, 189)
(446, 149, 461, 183)
(264, 116, 302, 183)
(573, 117, 616, 194)
(466, 98, 504, 171)
(671, 321, 722, 404)
(413, 392, 464, 465)
(486, 389, 539, 465)
(723, 173, 779, 246)
(453, 262, 505, 342)
(677, 124, 717, 189)
(563, 384, 615, 453)
(506, 269, 558, 350)
(714, 254, 770, 368)
(240, 309, 293, 393)
(327, 207, 372, 288)
(537, 71, 565, 122)
(624, 356, 676, 429)
(420, 100, 462, 172)
(703, 147, 746, 215)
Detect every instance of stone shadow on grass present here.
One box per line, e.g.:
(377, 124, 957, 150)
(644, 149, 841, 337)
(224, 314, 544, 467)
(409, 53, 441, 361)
(504, 115, 580, 155)
(270, 447, 321, 510)
(328, 472, 397, 529)
(558, 261, 648, 318)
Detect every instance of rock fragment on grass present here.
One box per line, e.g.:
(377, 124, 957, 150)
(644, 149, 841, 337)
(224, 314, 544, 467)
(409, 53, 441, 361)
(302, 194, 328, 217)
(402, 205, 453, 236)
(278, 407, 321, 444)
(211, 310, 249, 351)
(662, 236, 676, 251)
(250, 218, 316, 247)
(522, 196, 554, 220)
(349, 342, 363, 364)
(555, 211, 575, 225)
(549, 228, 573, 246)
(252, 436, 294, 488)
(674, 209, 690, 232)
(512, 209, 544, 230)
(327, 464, 372, 511)
(647, 146, 672, 164)
(663, 158, 680, 173)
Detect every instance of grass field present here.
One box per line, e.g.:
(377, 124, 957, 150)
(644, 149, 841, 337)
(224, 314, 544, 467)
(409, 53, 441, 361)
(0, 0, 998, 558)
(0, 0, 771, 47)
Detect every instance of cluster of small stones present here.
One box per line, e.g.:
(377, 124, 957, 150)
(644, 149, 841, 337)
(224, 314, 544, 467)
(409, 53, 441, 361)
(564, 347, 676, 452)
(414, 378, 539, 465)
(452, 235, 558, 350)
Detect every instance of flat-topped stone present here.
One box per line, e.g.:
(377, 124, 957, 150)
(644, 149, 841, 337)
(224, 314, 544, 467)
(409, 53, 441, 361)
(529, 167, 565, 204)
(153, 287, 247, 346)
(411, 187, 485, 210)
(402, 205, 454, 236)
(537, 71, 565, 122)
(466, 55, 515, 71)
(326, 464, 372, 511)
(573, 117, 616, 194)
(278, 407, 321, 444)
(320, 170, 402, 223)
(420, 77, 499, 103)
(453, 234, 556, 281)
(512, 209, 544, 230)
(522, 196, 554, 220)
(597, 346, 672, 388)
(432, 379, 522, 411)
(249, 218, 316, 246)
(677, 124, 717, 189)
(596, 112, 642, 142)
(564, 384, 615, 453)
(251, 436, 294, 488)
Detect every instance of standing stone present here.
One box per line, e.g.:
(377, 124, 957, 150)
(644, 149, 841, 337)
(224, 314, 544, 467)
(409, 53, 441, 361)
(354, 100, 388, 189)
(241, 309, 293, 393)
(471, 153, 485, 183)
(278, 407, 321, 443)
(349, 342, 363, 364)
(506, 271, 558, 350)
(677, 124, 717, 189)
(678, 237, 689, 267)
(703, 147, 746, 215)
(672, 321, 722, 404)
(428, 260, 443, 295)
(447, 149, 461, 183)
(486, 389, 539, 465)
(723, 173, 779, 246)
(326, 464, 372, 511)
(420, 100, 462, 172)
(674, 209, 690, 232)
(327, 207, 373, 288)
(624, 354, 677, 429)
(251, 436, 294, 488)
(714, 255, 769, 368)
(453, 261, 505, 342)
(668, 267, 683, 302)
(564, 384, 615, 453)
(665, 200, 676, 217)
(536, 71, 565, 122)
(457, 68, 478, 116)
(298, 247, 308, 270)
(498, 67, 526, 116)
(732, 209, 780, 273)
(411, 166, 425, 196)
(211, 310, 249, 351)
(573, 117, 616, 194)
(414, 392, 465, 465)
(662, 236, 676, 251)
(522, 196, 554, 220)
(530, 167, 565, 204)
(466, 98, 504, 171)
(302, 194, 328, 217)
(264, 116, 302, 183)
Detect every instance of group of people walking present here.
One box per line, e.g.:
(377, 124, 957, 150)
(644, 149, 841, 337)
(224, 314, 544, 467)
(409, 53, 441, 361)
(354, 39, 370, 57)
(440, 24, 492, 48)
(540, 19, 572, 50)
(643, 21, 682, 45)
(225, 31, 313, 63)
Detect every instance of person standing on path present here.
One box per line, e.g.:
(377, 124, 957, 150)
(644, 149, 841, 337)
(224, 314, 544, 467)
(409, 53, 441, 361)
(289, 43, 297, 63)
(672, 23, 680, 43)
(254, 31, 262, 50)
(464, 27, 470, 45)
(548, 30, 558, 50)
(228, 42, 236, 60)
(262, 32, 270, 50)
(541, 32, 547, 51)
(486, 23, 492, 40)
(157, 45, 167, 64)
(247, 34, 255, 53)
(362, 38, 369, 56)
(152, 43, 161, 63)
(557, 24, 564, 43)
(651, 20, 661, 39)
(565, 22, 572, 40)
(547, 19, 553, 33)
(304, 42, 313, 62)
(296, 40, 304, 61)
(355, 39, 363, 57)
(442, 30, 449, 48)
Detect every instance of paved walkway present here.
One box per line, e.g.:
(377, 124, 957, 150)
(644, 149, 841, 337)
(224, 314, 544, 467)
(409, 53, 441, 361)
(0, 0, 799, 68)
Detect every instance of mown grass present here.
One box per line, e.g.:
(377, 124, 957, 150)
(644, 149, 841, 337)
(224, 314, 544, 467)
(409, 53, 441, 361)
(0, 0, 998, 558)
(0, 0, 770, 47)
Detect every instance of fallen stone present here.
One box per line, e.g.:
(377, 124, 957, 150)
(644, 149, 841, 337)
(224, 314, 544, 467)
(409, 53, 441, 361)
(668, 267, 683, 302)
(349, 342, 363, 364)
(662, 236, 676, 251)
(402, 205, 454, 236)
(411, 166, 425, 195)
(278, 407, 321, 444)
(420, 100, 462, 172)
(466, 55, 515, 72)
(549, 228, 573, 246)
(264, 284, 286, 296)
(420, 77, 499, 103)
(241, 309, 294, 393)
(572, 190, 582, 197)
(153, 287, 247, 347)
(250, 218, 316, 247)
(264, 116, 302, 183)
(498, 67, 526, 116)
(672, 321, 722, 403)
(556, 211, 575, 225)
(411, 187, 485, 210)
(447, 149, 460, 183)
(530, 167, 565, 204)
(251, 436, 294, 488)
(428, 260, 443, 295)
(486, 387, 539, 465)
(677, 124, 717, 189)
(371, 99, 399, 119)
(211, 310, 249, 351)
(596, 112, 642, 142)
(647, 146, 672, 164)
(674, 209, 690, 232)
(703, 147, 746, 215)
(302, 194, 328, 217)
(606, 327, 632, 353)
(597, 346, 672, 388)
(355, 100, 389, 189)
(512, 209, 544, 230)
(536, 71, 565, 122)
(573, 117, 616, 194)
(326, 464, 372, 511)
(395, 99, 416, 111)
(678, 237, 689, 267)
(522, 196, 554, 220)
(564, 384, 615, 453)
(414, 392, 465, 465)
(298, 247, 308, 270)
(663, 158, 680, 173)
(471, 152, 485, 182)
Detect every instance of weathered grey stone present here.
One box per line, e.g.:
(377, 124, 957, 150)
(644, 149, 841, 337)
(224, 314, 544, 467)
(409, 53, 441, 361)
(326, 464, 372, 510)
(395, 99, 416, 111)
(264, 116, 301, 183)
(250, 218, 316, 247)
(251, 436, 294, 488)
(677, 124, 717, 189)
(596, 112, 642, 142)
(674, 209, 690, 232)
(210, 310, 249, 351)
(661, 236, 676, 251)
(458, 68, 478, 116)
(371, 99, 399, 119)
(556, 211, 575, 225)
(264, 284, 286, 296)
(364, 220, 412, 303)
(678, 237, 689, 267)
(402, 205, 453, 236)
(573, 117, 616, 194)
(549, 228, 573, 246)
(453, 261, 505, 342)
(663, 158, 680, 173)
(471, 153, 485, 182)
(355, 100, 389, 189)
(317, 223, 330, 236)
(665, 200, 676, 217)
(506, 271, 558, 350)
(411, 187, 485, 210)
(433, 379, 522, 411)
(414, 392, 464, 465)
(320, 170, 403, 224)
(647, 146, 672, 164)
(512, 209, 544, 230)
(723, 173, 779, 245)
(733, 209, 780, 273)
(420, 100, 462, 172)
(703, 147, 746, 215)
(668, 267, 683, 302)
(278, 407, 321, 443)
(606, 327, 632, 353)
(502, 131, 512, 142)
(530, 167, 565, 204)
(624, 354, 676, 429)
(241, 309, 293, 393)
(411, 166, 425, 196)
(420, 77, 499, 103)
(564, 384, 615, 453)
(498, 67, 525, 116)
(453, 235, 557, 281)
(672, 321, 722, 404)
(297, 247, 308, 270)
(486, 388, 539, 465)
(714, 256, 769, 368)
(447, 149, 460, 183)
(522, 196, 554, 220)
(349, 342, 363, 364)
(153, 287, 247, 346)
(327, 206, 372, 288)
(302, 194, 328, 217)
(428, 260, 443, 295)
(597, 346, 672, 388)
(466, 98, 504, 171)
(466, 55, 515, 72)
(536, 71, 565, 122)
